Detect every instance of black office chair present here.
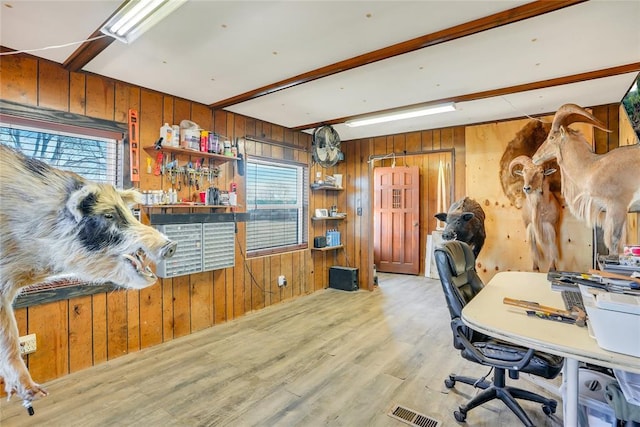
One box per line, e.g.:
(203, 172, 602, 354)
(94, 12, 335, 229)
(434, 241, 564, 426)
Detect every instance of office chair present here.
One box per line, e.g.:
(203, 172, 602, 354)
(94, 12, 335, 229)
(434, 241, 564, 427)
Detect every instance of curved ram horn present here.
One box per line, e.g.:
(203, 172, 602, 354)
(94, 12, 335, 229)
(508, 155, 533, 176)
(550, 103, 610, 133)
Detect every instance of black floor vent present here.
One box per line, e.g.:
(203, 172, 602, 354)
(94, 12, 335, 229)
(388, 404, 441, 427)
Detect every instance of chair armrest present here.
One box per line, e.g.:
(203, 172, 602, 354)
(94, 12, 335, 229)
(452, 318, 536, 371)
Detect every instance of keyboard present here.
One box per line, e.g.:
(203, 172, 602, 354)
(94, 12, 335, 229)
(562, 290, 586, 312)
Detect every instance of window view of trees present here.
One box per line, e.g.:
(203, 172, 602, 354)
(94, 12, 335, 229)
(0, 125, 119, 185)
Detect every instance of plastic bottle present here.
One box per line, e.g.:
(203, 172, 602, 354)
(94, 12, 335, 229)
(172, 125, 180, 147)
(160, 123, 173, 146)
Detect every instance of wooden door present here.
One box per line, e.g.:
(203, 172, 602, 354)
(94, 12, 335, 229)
(374, 166, 420, 274)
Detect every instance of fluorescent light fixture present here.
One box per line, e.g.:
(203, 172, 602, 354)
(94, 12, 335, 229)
(101, 0, 188, 44)
(345, 102, 456, 127)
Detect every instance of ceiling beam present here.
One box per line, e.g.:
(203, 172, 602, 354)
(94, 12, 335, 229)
(209, 0, 586, 109)
(62, 1, 132, 72)
(292, 63, 640, 131)
(63, 29, 116, 72)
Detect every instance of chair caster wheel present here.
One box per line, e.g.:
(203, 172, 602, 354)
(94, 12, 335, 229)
(454, 409, 467, 422)
(445, 375, 456, 389)
(542, 400, 557, 415)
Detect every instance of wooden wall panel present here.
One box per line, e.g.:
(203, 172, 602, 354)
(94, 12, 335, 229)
(92, 294, 107, 364)
(69, 72, 86, 115)
(0, 55, 37, 104)
(234, 225, 247, 319)
(173, 275, 191, 338)
(139, 285, 163, 348)
(139, 90, 164, 193)
(191, 272, 213, 332)
(85, 74, 114, 120)
(213, 270, 227, 323)
(126, 290, 141, 352)
(250, 258, 265, 311)
(106, 291, 129, 359)
(114, 82, 140, 124)
(69, 296, 93, 372)
(162, 96, 175, 126)
(28, 301, 68, 383)
(37, 60, 69, 110)
(225, 267, 235, 322)
(161, 279, 174, 341)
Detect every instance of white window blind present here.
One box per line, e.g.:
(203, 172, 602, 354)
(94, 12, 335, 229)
(0, 123, 122, 187)
(246, 159, 308, 253)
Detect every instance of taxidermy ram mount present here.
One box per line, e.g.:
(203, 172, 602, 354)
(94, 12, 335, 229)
(499, 120, 561, 209)
(312, 125, 343, 168)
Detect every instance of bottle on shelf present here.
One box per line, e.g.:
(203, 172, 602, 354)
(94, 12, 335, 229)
(160, 123, 173, 147)
(171, 125, 180, 147)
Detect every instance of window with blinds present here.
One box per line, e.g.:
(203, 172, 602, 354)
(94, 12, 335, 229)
(246, 158, 308, 255)
(0, 123, 123, 187)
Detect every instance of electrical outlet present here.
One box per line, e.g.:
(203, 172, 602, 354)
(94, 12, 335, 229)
(278, 275, 286, 287)
(19, 334, 37, 355)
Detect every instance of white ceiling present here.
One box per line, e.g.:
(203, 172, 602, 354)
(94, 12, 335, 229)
(1, 1, 639, 142)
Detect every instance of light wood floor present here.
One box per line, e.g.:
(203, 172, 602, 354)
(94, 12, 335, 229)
(0, 273, 564, 426)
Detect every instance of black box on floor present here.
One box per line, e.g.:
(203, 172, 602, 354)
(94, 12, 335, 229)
(329, 266, 359, 291)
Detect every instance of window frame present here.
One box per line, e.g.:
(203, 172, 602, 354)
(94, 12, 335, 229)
(245, 156, 309, 257)
(0, 122, 123, 188)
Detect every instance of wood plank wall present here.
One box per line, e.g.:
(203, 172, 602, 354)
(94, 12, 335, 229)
(334, 128, 466, 280)
(0, 54, 318, 394)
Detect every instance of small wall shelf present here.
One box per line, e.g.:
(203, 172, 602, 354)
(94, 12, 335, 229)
(312, 216, 346, 221)
(311, 245, 344, 252)
(311, 185, 343, 191)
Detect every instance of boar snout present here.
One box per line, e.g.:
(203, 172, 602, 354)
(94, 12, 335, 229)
(161, 241, 177, 259)
(442, 230, 457, 241)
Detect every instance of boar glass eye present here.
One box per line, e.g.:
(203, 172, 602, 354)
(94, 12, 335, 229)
(104, 213, 114, 219)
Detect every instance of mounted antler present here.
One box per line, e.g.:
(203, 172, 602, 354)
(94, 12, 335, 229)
(549, 103, 610, 134)
(508, 155, 534, 177)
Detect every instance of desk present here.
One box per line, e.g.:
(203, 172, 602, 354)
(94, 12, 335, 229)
(462, 271, 640, 427)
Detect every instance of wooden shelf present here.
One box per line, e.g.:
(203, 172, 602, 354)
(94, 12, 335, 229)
(143, 145, 237, 162)
(311, 185, 343, 191)
(311, 245, 343, 252)
(311, 216, 345, 221)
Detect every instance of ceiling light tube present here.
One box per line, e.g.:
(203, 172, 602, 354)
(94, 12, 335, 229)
(345, 102, 456, 127)
(114, 0, 165, 36)
(101, 0, 188, 44)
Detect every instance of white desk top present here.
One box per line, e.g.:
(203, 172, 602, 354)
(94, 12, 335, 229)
(462, 271, 640, 374)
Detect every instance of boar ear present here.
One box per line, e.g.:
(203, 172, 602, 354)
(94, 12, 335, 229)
(461, 212, 475, 221)
(119, 189, 143, 207)
(66, 185, 98, 223)
(434, 213, 447, 222)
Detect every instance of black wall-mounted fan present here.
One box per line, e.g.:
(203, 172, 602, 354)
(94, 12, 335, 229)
(312, 125, 342, 168)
